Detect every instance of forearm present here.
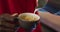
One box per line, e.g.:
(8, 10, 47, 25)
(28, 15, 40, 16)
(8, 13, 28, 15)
(38, 12, 60, 26)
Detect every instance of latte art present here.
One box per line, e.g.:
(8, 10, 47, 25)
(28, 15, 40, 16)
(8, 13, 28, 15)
(18, 13, 40, 21)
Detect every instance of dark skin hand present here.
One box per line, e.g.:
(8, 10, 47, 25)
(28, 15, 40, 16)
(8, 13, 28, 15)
(0, 13, 19, 32)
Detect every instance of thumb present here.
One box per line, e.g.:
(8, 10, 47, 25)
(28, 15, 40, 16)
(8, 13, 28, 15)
(37, 11, 45, 16)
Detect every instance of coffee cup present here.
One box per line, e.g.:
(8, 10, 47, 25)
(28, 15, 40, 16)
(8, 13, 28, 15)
(18, 13, 40, 29)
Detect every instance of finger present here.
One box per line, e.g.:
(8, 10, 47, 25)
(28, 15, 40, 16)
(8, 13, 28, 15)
(0, 27, 14, 32)
(0, 21, 15, 28)
(37, 11, 40, 14)
(11, 13, 18, 17)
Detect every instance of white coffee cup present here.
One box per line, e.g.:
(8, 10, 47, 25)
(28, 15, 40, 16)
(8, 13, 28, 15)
(18, 13, 40, 29)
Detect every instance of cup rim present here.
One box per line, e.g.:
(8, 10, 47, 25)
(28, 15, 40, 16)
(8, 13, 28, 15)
(18, 13, 40, 21)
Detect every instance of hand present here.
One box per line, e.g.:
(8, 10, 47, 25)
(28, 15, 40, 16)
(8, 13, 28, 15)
(0, 13, 18, 32)
(37, 10, 50, 16)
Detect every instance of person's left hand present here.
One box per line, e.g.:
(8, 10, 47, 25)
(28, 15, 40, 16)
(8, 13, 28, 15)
(0, 13, 18, 32)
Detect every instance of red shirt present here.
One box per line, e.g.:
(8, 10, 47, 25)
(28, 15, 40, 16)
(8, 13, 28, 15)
(0, 0, 36, 14)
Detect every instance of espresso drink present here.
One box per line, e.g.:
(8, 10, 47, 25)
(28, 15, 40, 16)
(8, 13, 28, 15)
(18, 13, 40, 30)
(18, 13, 40, 21)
